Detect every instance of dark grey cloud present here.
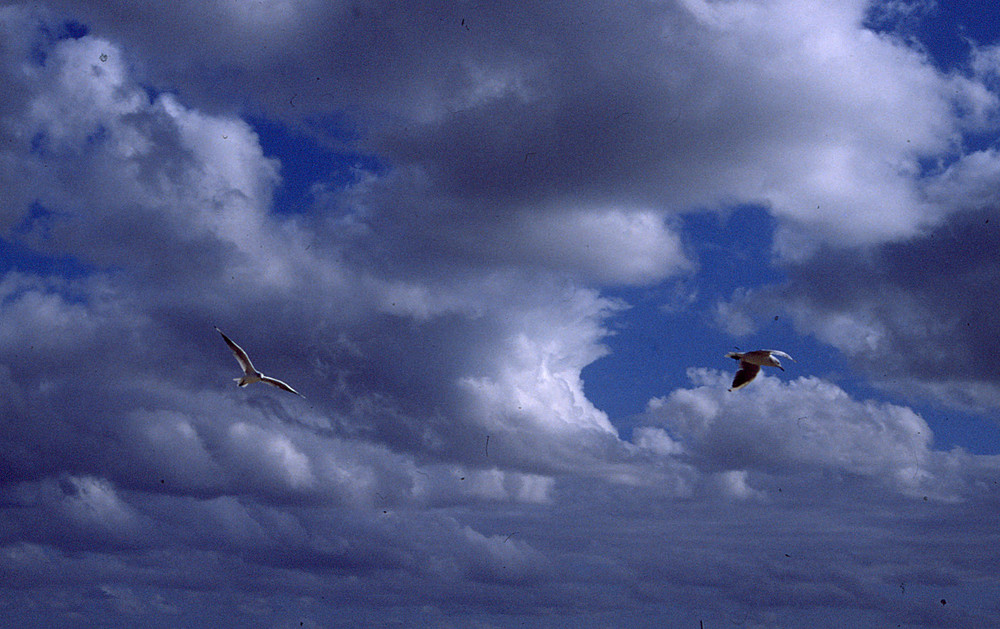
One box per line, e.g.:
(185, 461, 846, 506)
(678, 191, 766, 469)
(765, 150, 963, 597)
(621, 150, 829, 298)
(2, 470, 998, 628)
(723, 203, 1000, 411)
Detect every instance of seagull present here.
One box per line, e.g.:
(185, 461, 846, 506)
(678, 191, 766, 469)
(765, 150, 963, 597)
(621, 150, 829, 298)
(215, 326, 303, 397)
(725, 349, 794, 391)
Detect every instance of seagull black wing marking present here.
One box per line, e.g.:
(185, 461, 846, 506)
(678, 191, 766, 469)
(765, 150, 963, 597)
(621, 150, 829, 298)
(215, 326, 255, 374)
(729, 361, 760, 391)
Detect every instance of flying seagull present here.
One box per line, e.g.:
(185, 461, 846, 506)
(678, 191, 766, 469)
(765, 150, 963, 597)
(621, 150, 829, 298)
(215, 326, 303, 397)
(725, 349, 794, 391)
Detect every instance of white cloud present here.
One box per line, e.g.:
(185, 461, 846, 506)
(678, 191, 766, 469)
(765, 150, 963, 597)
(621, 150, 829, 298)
(786, 301, 892, 356)
(925, 148, 1000, 211)
(632, 427, 684, 456)
(513, 207, 691, 285)
(23, 36, 145, 143)
(712, 469, 764, 500)
(225, 423, 316, 492)
(713, 288, 759, 336)
(127, 410, 223, 492)
(459, 524, 550, 584)
(643, 369, 994, 501)
(456, 285, 620, 438)
(36, 0, 998, 262)
(407, 466, 555, 506)
(0, 25, 310, 300)
(57, 476, 141, 535)
(883, 379, 1000, 415)
(729, 199, 1000, 412)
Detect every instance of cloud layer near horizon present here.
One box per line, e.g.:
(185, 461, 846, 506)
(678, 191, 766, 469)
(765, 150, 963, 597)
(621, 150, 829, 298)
(2, 1, 1000, 627)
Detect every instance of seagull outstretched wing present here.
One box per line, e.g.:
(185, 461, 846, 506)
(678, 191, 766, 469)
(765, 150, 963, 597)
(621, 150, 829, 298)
(765, 350, 795, 362)
(260, 375, 304, 397)
(215, 326, 255, 375)
(729, 361, 760, 391)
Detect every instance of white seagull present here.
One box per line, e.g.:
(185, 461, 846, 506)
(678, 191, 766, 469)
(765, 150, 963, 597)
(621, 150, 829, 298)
(725, 349, 794, 391)
(215, 326, 303, 397)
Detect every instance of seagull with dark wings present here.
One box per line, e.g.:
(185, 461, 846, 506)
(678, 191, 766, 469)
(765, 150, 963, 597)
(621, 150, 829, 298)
(215, 326, 303, 397)
(725, 349, 794, 391)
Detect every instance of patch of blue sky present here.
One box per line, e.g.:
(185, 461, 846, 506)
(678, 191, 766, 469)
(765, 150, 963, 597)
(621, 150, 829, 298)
(956, 128, 1000, 157)
(137, 83, 163, 108)
(583, 206, 826, 432)
(0, 237, 91, 279)
(249, 116, 382, 215)
(29, 130, 49, 156)
(1, 202, 92, 281)
(12, 201, 59, 241)
(866, 1, 1000, 72)
(0, 238, 95, 311)
(584, 202, 997, 456)
(914, 404, 1000, 456)
(920, 2, 1000, 66)
(28, 125, 109, 159)
(28, 19, 89, 66)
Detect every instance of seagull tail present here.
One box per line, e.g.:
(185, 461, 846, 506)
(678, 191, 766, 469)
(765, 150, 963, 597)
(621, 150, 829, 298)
(725, 352, 742, 360)
(235, 377, 249, 387)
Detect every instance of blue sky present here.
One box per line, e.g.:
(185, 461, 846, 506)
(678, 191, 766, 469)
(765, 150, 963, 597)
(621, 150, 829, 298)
(2, 1, 1000, 627)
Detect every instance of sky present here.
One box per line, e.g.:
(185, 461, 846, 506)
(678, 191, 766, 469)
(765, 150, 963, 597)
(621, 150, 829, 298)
(1, 0, 999, 627)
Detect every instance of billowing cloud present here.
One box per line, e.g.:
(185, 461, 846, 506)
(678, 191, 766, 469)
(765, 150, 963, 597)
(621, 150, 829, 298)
(28, 0, 998, 258)
(641, 368, 997, 501)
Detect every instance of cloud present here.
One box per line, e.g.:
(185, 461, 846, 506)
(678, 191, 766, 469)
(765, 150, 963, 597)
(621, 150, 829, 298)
(641, 368, 995, 502)
(30, 0, 997, 259)
(722, 201, 1000, 411)
(0, 8, 653, 480)
(3, 2, 1000, 627)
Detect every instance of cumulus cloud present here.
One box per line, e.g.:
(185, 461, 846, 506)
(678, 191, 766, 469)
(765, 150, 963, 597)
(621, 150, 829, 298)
(0, 0, 629, 514)
(28, 0, 999, 258)
(641, 368, 996, 501)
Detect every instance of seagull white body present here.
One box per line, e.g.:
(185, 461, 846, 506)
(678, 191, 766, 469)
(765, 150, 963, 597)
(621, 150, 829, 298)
(215, 326, 303, 397)
(725, 349, 794, 391)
